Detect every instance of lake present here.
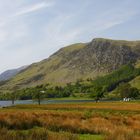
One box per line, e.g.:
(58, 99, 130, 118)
(0, 99, 96, 107)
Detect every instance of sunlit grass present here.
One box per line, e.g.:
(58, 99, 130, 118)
(9, 101, 140, 112)
(0, 101, 139, 140)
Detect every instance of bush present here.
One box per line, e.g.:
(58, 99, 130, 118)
(116, 83, 140, 98)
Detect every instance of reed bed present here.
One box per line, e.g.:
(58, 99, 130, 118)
(11, 102, 140, 112)
(0, 102, 139, 140)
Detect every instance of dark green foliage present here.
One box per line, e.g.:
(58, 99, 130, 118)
(116, 83, 140, 98)
(0, 64, 140, 101)
(0, 84, 72, 101)
(92, 64, 140, 91)
(60, 64, 140, 100)
(32, 85, 46, 105)
(88, 64, 140, 99)
(89, 86, 107, 101)
(45, 86, 71, 98)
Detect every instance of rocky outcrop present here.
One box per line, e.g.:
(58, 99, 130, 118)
(0, 38, 140, 90)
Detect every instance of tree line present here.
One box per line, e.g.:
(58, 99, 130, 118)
(0, 64, 140, 104)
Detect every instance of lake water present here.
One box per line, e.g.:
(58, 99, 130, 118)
(0, 99, 96, 107)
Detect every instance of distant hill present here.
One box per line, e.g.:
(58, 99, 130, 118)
(0, 66, 28, 81)
(0, 38, 140, 91)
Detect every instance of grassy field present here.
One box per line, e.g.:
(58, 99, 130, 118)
(0, 101, 140, 140)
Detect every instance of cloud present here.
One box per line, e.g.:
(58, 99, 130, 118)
(82, 9, 138, 36)
(0, 1, 55, 28)
(14, 2, 54, 17)
(42, 15, 84, 48)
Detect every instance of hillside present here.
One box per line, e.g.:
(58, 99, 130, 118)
(130, 60, 140, 89)
(130, 76, 140, 89)
(0, 38, 140, 91)
(0, 66, 28, 81)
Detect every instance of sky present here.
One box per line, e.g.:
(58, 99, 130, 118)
(0, 0, 140, 73)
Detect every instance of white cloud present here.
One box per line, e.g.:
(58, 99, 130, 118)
(14, 1, 54, 17)
(80, 9, 138, 37)
(0, 1, 54, 28)
(41, 15, 84, 51)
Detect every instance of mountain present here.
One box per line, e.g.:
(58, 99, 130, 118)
(130, 60, 140, 89)
(0, 66, 28, 81)
(0, 38, 140, 91)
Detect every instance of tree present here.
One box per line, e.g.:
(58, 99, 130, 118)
(11, 86, 19, 105)
(117, 83, 140, 99)
(129, 87, 140, 98)
(33, 85, 45, 105)
(11, 92, 15, 105)
(90, 86, 104, 102)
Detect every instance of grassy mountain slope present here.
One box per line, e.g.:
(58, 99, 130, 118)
(0, 38, 140, 91)
(92, 64, 140, 90)
(130, 60, 140, 89)
(130, 76, 140, 89)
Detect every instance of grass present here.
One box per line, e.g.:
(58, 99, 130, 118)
(10, 101, 140, 112)
(0, 127, 103, 140)
(79, 134, 103, 140)
(45, 96, 91, 100)
(130, 75, 140, 89)
(0, 101, 139, 140)
(0, 128, 78, 140)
